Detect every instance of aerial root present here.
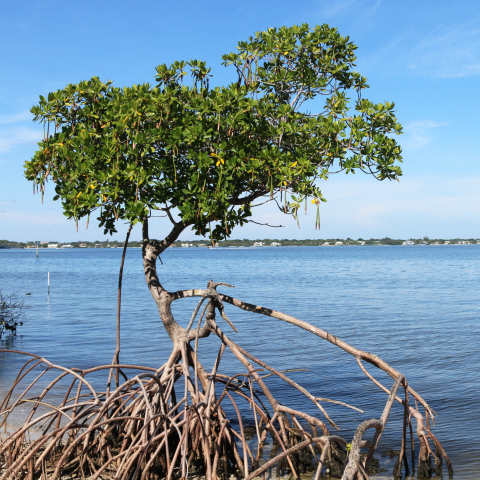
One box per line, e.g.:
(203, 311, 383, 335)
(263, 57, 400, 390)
(0, 288, 452, 479)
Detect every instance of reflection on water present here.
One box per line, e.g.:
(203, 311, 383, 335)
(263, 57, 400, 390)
(0, 245, 479, 478)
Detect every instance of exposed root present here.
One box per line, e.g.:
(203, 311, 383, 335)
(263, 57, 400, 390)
(0, 282, 452, 479)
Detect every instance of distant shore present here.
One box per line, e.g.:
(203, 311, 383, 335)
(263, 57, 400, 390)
(2, 237, 479, 249)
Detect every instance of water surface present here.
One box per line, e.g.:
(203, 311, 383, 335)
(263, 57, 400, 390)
(0, 245, 478, 478)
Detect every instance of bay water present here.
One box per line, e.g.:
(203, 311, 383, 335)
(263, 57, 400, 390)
(0, 245, 479, 478)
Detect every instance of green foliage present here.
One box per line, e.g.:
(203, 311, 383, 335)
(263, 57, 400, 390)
(25, 24, 403, 240)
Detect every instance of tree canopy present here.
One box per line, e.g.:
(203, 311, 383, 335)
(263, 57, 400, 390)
(25, 24, 403, 241)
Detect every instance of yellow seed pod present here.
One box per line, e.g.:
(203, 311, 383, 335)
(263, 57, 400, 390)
(290, 161, 298, 167)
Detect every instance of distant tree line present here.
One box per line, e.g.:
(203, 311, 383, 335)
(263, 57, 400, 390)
(2, 237, 479, 248)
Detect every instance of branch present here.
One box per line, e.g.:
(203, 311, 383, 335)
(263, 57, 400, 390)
(164, 204, 177, 226)
(218, 293, 436, 422)
(247, 220, 284, 228)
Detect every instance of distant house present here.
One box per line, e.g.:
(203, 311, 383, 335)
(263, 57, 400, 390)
(181, 244, 190, 247)
(79, 243, 87, 248)
(271, 242, 281, 247)
(48, 243, 58, 249)
(444, 240, 451, 244)
(421, 241, 428, 245)
(62, 244, 73, 248)
(323, 242, 330, 246)
(358, 241, 366, 245)
(402, 240, 415, 245)
(477, 240, 480, 244)
(457, 241, 470, 245)
(335, 241, 343, 246)
(253, 242, 264, 247)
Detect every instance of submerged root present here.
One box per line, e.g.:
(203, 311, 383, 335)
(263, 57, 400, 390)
(0, 282, 452, 479)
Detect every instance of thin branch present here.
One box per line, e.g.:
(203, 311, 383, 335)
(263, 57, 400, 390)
(247, 220, 284, 228)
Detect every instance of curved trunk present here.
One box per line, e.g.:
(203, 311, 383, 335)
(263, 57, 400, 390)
(141, 218, 211, 345)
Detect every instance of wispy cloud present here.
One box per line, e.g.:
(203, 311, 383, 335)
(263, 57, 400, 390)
(0, 111, 32, 125)
(318, 0, 357, 18)
(407, 20, 480, 78)
(315, 0, 382, 22)
(221, 174, 480, 239)
(307, 175, 480, 238)
(0, 210, 62, 226)
(402, 120, 447, 150)
(0, 127, 41, 153)
(364, 19, 480, 79)
(369, 0, 382, 15)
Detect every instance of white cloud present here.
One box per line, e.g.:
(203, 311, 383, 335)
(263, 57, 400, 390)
(318, 0, 357, 18)
(217, 174, 480, 239)
(0, 111, 31, 125)
(316, 0, 382, 20)
(317, 0, 383, 24)
(0, 127, 41, 153)
(359, 18, 480, 79)
(370, 21, 480, 79)
(407, 21, 480, 78)
(402, 120, 447, 150)
(318, 175, 480, 237)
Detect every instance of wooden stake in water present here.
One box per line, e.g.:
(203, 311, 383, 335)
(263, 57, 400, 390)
(36, 242, 39, 258)
(48, 271, 50, 294)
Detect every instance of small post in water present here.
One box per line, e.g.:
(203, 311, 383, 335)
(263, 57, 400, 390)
(48, 271, 50, 295)
(36, 241, 39, 258)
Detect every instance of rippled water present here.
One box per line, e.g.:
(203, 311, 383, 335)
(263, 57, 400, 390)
(0, 246, 479, 478)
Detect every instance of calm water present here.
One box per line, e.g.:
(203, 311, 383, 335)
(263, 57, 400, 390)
(0, 246, 479, 478)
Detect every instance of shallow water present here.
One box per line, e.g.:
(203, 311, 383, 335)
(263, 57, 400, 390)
(0, 245, 479, 478)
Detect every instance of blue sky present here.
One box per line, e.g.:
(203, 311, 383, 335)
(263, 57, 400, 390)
(1, 0, 479, 242)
